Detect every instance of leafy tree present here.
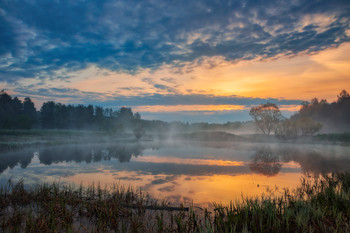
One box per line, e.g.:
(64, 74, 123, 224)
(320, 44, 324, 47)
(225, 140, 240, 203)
(292, 90, 350, 133)
(275, 119, 298, 139)
(40, 101, 56, 128)
(0, 91, 37, 129)
(23, 97, 36, 118)
(249, 103, 283, 135)
(116, 107, 134, 121)
(337, 90, 350, 103)
(134, 112, 141, 120)
(296, 117, 322, 136)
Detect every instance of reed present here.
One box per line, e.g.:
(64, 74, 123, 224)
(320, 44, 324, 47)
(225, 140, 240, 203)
(1, 173, 350, 232)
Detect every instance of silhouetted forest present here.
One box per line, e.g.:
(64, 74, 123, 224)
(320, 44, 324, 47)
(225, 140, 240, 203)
(291, 90, 350, 132)
(40, 101, 141, 131)
(0, 90, 37, 129)
(1, 90, 349, 134)
(0, 90, 141, 132)
(0, 90, 252, 134)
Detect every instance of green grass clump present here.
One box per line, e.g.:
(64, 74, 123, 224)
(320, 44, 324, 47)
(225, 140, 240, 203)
(315, 133, 350, 142)
(1, 173, 350, 232)
(212, 173, 350, 233)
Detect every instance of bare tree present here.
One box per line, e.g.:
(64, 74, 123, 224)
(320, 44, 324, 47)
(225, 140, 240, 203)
(249, 103, 282, 135)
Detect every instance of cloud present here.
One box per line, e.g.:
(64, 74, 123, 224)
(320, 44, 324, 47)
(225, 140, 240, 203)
(103, 94, 302, 107)
(13, 87, 104, 102)
(0, 0, 349, 82)
(10, 86, 302, 108)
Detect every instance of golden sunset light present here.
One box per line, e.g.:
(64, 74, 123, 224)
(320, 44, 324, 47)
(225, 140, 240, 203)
(1, 1, 350, 231)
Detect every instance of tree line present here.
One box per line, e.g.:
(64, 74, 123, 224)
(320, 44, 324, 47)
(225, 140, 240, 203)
(1, 89, 349, 137)
(0, 90, 252, 135)
(0, 90, 37, 129)
(0, 90, 141, 131)
(249, 90, 350, 138)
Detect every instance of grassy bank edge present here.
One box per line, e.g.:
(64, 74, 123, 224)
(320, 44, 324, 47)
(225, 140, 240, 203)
(1, 173, 350, 232)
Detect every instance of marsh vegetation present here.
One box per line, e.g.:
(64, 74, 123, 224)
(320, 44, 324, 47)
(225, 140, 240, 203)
(1, 173, 350, 232)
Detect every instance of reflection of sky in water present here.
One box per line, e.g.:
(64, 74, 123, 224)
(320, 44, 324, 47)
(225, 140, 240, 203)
(1, 141, 350, 206)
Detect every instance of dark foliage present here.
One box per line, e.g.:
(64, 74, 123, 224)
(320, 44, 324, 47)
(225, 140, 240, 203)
(292, 90, 350, 133)
(0, 90, 37, 129)
(40, 102, 141, 131)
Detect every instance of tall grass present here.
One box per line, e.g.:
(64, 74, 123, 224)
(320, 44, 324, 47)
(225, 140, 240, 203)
(1, 173, 350, 232)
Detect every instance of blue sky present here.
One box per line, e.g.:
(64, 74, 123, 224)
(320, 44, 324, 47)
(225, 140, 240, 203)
(1, 0, 350, 122)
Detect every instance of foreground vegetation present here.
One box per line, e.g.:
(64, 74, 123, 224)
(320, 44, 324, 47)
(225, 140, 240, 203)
(1, 173, 350, 232)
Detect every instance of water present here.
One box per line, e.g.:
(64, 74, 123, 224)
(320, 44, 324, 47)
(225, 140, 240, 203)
(1, 140, 350, 207)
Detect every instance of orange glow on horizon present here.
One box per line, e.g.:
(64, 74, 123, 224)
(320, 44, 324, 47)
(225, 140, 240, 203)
(131, 104, 301, 113)
(132, 104, 247, 113)
(68, 42, 350, 102)
(5, 42, 349, 110)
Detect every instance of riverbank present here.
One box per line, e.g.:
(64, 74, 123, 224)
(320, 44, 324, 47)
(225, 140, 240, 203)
(1, 129, 350, 152)
(1, 173, 349, 232)
(0, 129, 138, 151)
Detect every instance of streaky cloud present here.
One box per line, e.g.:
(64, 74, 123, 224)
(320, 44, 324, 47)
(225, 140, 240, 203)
(0, 0, 349, 82)
(13, 86, 302, 108)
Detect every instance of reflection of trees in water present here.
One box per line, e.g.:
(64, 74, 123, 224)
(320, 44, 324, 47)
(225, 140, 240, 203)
(0, 150, 34, 174)
(2, 143, 350, 177)
(281, 148, 350, 175)
(249, 148, 282, 176)
(251, 146, 350, 176)
(38, 144, 144, 165)
(0, 144, 145, 174)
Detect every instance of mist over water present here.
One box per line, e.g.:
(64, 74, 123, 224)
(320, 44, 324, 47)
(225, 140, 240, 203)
(1, 140, 350, 207)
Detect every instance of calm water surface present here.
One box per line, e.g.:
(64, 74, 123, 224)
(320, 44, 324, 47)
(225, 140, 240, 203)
(1, 140, 350, 207)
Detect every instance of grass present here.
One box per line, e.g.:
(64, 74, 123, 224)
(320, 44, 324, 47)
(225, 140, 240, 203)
(0, 129, 138, 152)
(315, 133, 350, 142)
(0, 129, 106, 137)
(212, 174, 350, 233)
(1, 173, 350, 232)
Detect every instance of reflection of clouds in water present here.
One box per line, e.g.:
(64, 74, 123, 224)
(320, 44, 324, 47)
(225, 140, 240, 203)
(151, 175, 178, 185)
(1, 142, 350, 187)
(0, 166, 66, 188)
(1, 141, 349, 208)
(138, 175, 180, 194)
(165, 195, 192, 205)
(158, 185, 176, 192)
(106, 161, 250, 176)
(114, 176, 143, 181)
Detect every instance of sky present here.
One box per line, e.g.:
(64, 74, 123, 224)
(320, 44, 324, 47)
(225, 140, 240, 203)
(1, 0, 350, 122)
